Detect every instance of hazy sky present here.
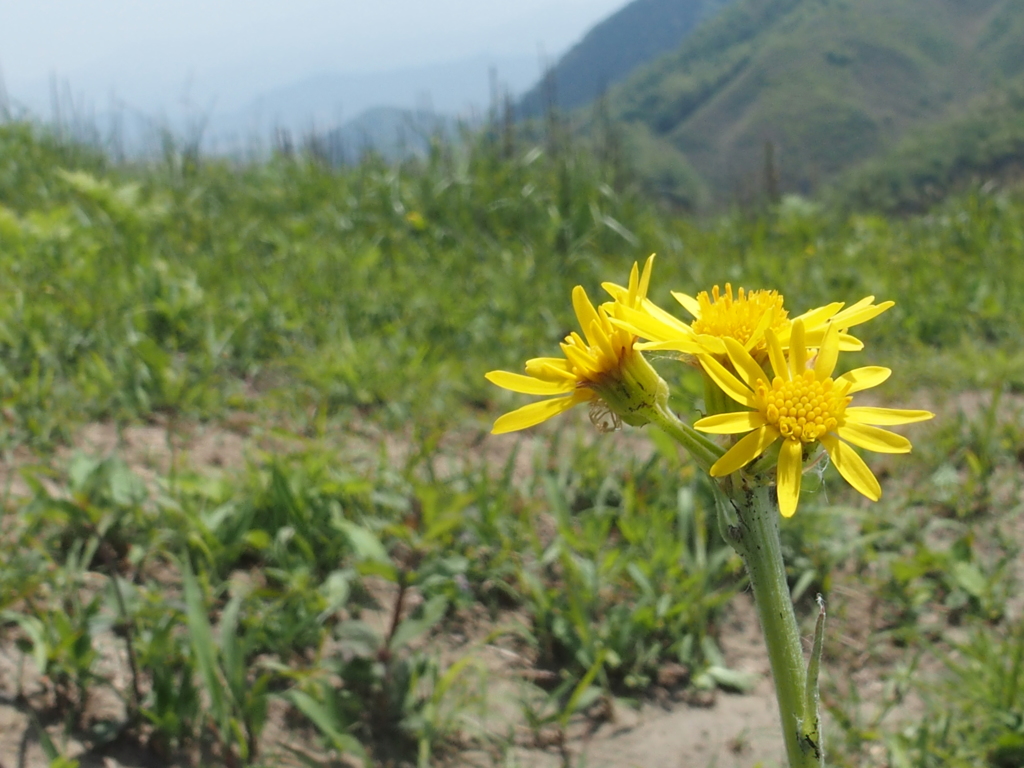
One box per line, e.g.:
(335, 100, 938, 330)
(1, 0, 629, 116)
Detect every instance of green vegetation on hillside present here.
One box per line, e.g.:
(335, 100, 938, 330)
(1, 120, 1024, 766)
(603, 0, 1024, 205)
(834, 77, 1024, 213)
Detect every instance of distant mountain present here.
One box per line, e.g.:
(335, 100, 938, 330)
(207, 53, 538, 149)
(518, 0, 733, 118)
(317, 107, 458, 164)
(603, 0, 1024, 204)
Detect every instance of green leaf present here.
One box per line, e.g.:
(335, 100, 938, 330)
(134, 335, 172, 373)
(952, 561, 987, 599)
(390, 596, 448, 651)
(707, 666, 756, 693)
(791, 570, 817, 603)
(318, 570, 352, 621)
(334, 519, 389, 564)
(559, 648, 607, 728)
(701, 635, 727, 668)
(282, 690, 367, 760)
(627, 562, 655, 600)
(335, 620, 382, 657)
(220, 594, 245, 696)
(3, 613, 49, 673)
(182, 558, 228, 731)
(355, 559, 400, 582)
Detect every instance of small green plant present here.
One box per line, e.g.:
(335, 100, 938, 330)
(518, 461, 741, 701)
(182, 560, 273, 766)
(873, 618, 1024, 768)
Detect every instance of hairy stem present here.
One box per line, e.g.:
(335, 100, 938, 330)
(719, 482, 823, 767)
(651, 403, 723, 473)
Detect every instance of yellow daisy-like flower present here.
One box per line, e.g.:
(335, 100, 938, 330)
(693, 319, 933, 517)
(485, 256, 668, 434)
(606, 280, 893, 361)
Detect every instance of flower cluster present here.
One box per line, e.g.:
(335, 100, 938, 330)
(484, 256, 668, 434)
(486, 255, 932, 516)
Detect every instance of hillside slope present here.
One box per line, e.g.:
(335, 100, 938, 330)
(833, 76, 1024, 213)
(518, 0, 733, 118)
(606, 0, 1024, 202)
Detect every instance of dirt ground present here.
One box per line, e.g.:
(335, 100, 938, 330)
(0, 414, 940, 767)
(503, 593, 787, 768)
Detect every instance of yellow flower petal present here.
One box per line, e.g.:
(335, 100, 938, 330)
(693, 334, 728, 355)
(836, 423, 912, 454)
(698, 353, 757, 408)
(525, 356, 571, 370)
(590, 318, 619, 362)
(601, 255, 657, 311)
(835, 333, 865, 351)
(642, 296, 693, 328)
(573, 286, 602, 347)
(743, 305, 777, 352)
(561, 340, 595, 373)
(671, 291, 702, 318)
(634, 339, 703, 353)
(765, 328, 790, 381)
(600, 280, 628, 302)
(485, 370, 575, 395)
(637, 254, 655, 301)
(836, 366, 891, 393)
(694, 411, 767, 434)
(605, 311, 655, 340)
(710, 425, 781, 476)
(608, 304, 697, 348)
(831, 298, 894, 328)
(723, 336, 768, 389)
(804, 327, 867, 352)
(625, 261, 641, 305)
(789, 319, 807, 377)
(491, 394, 585, 434)
(790, 301, 843, 332)
(844, 406, 934, 426)
(812, 323, 840, 380)
(820, 434, 881, 501)
(524, 357, 576, 381)
(776, 438, 804, 518)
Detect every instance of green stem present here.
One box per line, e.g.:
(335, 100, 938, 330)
(650, 403, 723, 474)
(720, 483, 823, 767)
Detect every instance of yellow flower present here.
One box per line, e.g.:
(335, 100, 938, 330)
(606, 281, 893, 361)
(485, 256, 667, 434)
(693, 319, 933, 517)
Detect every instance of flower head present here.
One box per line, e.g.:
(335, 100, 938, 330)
(485, 256, 668, 434)
(693, 319, 933, 516)
(606, 280, 893, 362)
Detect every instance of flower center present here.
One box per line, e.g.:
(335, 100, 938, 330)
(562, 324, 633, 383)
(758, 370, 848, 443)
(691, 284, 790, 349)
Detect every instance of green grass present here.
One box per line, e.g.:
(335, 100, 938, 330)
(1, 118, 1024, 766)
